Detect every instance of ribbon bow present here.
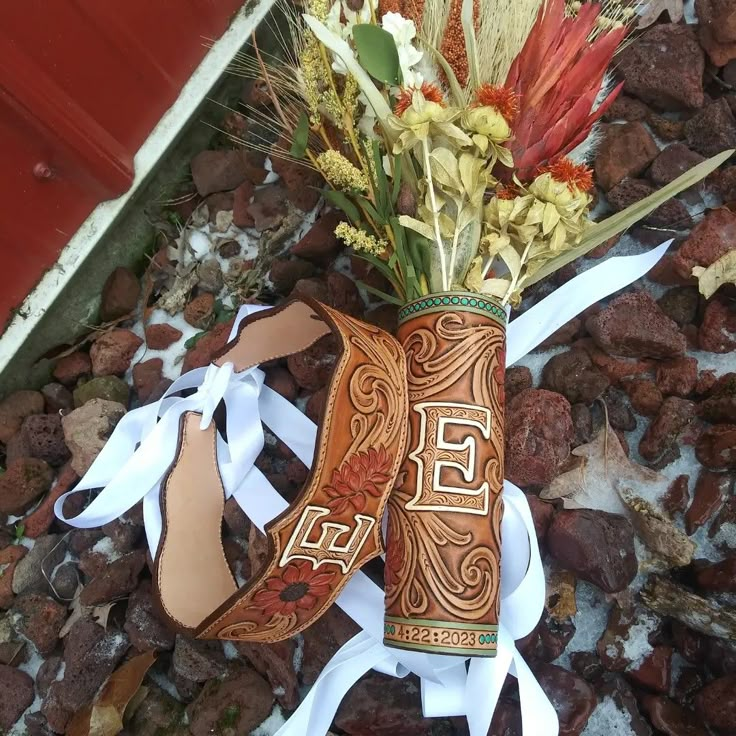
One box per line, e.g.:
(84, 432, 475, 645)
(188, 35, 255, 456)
(55, 242, 672, 736)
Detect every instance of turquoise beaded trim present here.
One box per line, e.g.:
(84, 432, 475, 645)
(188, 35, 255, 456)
(398, 292, 507, 326)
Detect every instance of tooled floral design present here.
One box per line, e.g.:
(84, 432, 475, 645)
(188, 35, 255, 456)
(493, 346, 506, 407)
(253, 561, 335, 617)
(323, 445, 393, 515)
(384, 510, 405, 592)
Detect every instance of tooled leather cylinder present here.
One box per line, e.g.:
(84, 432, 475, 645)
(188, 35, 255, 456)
(383, 292, 506, 657)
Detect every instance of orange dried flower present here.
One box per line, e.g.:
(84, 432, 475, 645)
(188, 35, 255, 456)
(495, 183, 521, 200)
(394, 82, 445, 116)
(539, 158, 594, 192)
(475, 84, 520, 122)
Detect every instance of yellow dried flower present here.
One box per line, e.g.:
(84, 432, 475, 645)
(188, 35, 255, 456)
(317, 150, 369, 192)
(335, 222, 387, 255)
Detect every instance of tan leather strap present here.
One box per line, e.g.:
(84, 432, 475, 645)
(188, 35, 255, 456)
(154, 298, 408, 642)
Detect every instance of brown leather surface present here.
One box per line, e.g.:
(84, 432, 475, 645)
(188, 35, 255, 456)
(154, 298, 408, 643)
(156, 413, 237, 631)
(383, 300, 506, 656)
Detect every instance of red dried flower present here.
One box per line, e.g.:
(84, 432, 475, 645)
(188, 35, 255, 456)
(539, 158, 594, 192)
(475, 84, 520, 122)
(253, 561, 335, 617)
(495, 183, 521, 200)
(324, 445, 393, 514)
(505, 0, 627, 179)
(394, 82, 445, 116)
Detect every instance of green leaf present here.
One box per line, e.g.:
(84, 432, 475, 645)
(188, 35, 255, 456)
(522, 148, 735, 290)
(372, 139, 390, 215)
(303, 15, 395, 143)
(352, 24, 401, 85)
(184, 331, 207, 350)
(391, 156, 403, 206)
(323, 189, 361, 224)
(358, 281, 404, 305)
(356, 195, 385, 226)
(289, 111, 310, 159)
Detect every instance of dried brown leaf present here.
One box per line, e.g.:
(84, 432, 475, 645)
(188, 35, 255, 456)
(540, 424, 666, 514)
(67, 651, 157, 736)
(638, 0, 684, 28)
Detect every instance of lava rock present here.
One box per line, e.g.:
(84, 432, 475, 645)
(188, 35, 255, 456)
(124, 579, 176, 652)
(271, 140, 324, 211)
(80, 549, 146, 605)
(264, 366, 298, 402)
(0, 664, 34, 731)
(292, 210, 344, 260)
(42, 619, 129, 732)
(17, 414, 70, 466)
(571, 403, 594, 446)
(623, 378, 664, 417)
(172, 636, 228, 683)
(13, 594, 67, 655)
(181, 319, 235, 373)
(695, 557, 736, 593)
(232, 179, 255, 228)
(587, 292, 686, 360)
(196, 258, 224, 294)
(695, 675, 736, 731)
(100, 267, 140, 321)
(51, 562, 80, 602)
(598, 673, 654, 735)
(685, 98, 736, 157)
(649, 144, 706, 187)
(248, 184, 289, 231)
(62, 399, 126, 475)
(301, 606, 361, 686)
(286, 333, 339, 392)
(641, 695, 708, 736)
(695, 424, 736, 470)
(606, 179, 691, 230)
(700, 375, 736, 423)
(657, 287, 700, 327)
(672, 208, 736, 279)
(0, 457, 53, 515)
(89, 329, 143, 377)
(0, 390, 45, 443)
(41, 383, 74, 413)
(535, 663, 596, 736)
(184, 292, 215, 329)
(547, 510, 638, 593)
(617, 24, 705, 110)
(186, 667, 274, 736)
(527, 494, 555, 540)
(685, 470, 729, 535)
(145, 323, 183, 350)
(656, 357, 698, 398)
(628, 645, 673, 694)
(663, 474, 690, 516)
(73, 375, 129, 407)
(327, 271, 363, 317)
(594, 123, 659, 191)
(335, 673, 435, 736)
(698, 0, 736, 65)
(270, 257, 315, 294)
(699, 298, 736, 353)
(603, 387, 637, 432)
(191, 149, 250, 196)
(132, 358, 164, 403)
(237, 640, 300, 710)
(505, 366, 533, 403)
(639, 397, 696, 463)
(541, 350, 610, 404)
(505, 389, 574, 487)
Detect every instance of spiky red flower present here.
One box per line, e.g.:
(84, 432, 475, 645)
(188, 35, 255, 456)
(475, 84, 520, 122)
(539, 158, 594, 192)
(394, 82, 445, 116)
(505, 0, 627, 180)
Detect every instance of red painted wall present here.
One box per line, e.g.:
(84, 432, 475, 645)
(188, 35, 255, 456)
(0, 0, 245, 328)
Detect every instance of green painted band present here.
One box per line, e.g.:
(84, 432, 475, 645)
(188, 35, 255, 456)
(384, 616, 499, 632)
(397, 291, 507, 327)
(384, 638, 498, 658)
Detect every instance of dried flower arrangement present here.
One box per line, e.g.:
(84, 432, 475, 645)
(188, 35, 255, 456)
(230, 0, 726, 306)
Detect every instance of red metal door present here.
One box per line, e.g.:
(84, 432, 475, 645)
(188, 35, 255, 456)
(0, 0, 245, 329)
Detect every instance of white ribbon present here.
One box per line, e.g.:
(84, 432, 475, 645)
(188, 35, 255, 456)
(55, 241, 672, 736)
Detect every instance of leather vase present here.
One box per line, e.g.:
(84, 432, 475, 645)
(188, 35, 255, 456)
(383, 292, 507, 657)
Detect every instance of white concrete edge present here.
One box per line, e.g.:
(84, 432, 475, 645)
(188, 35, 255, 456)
(0, 0, 275, 376)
